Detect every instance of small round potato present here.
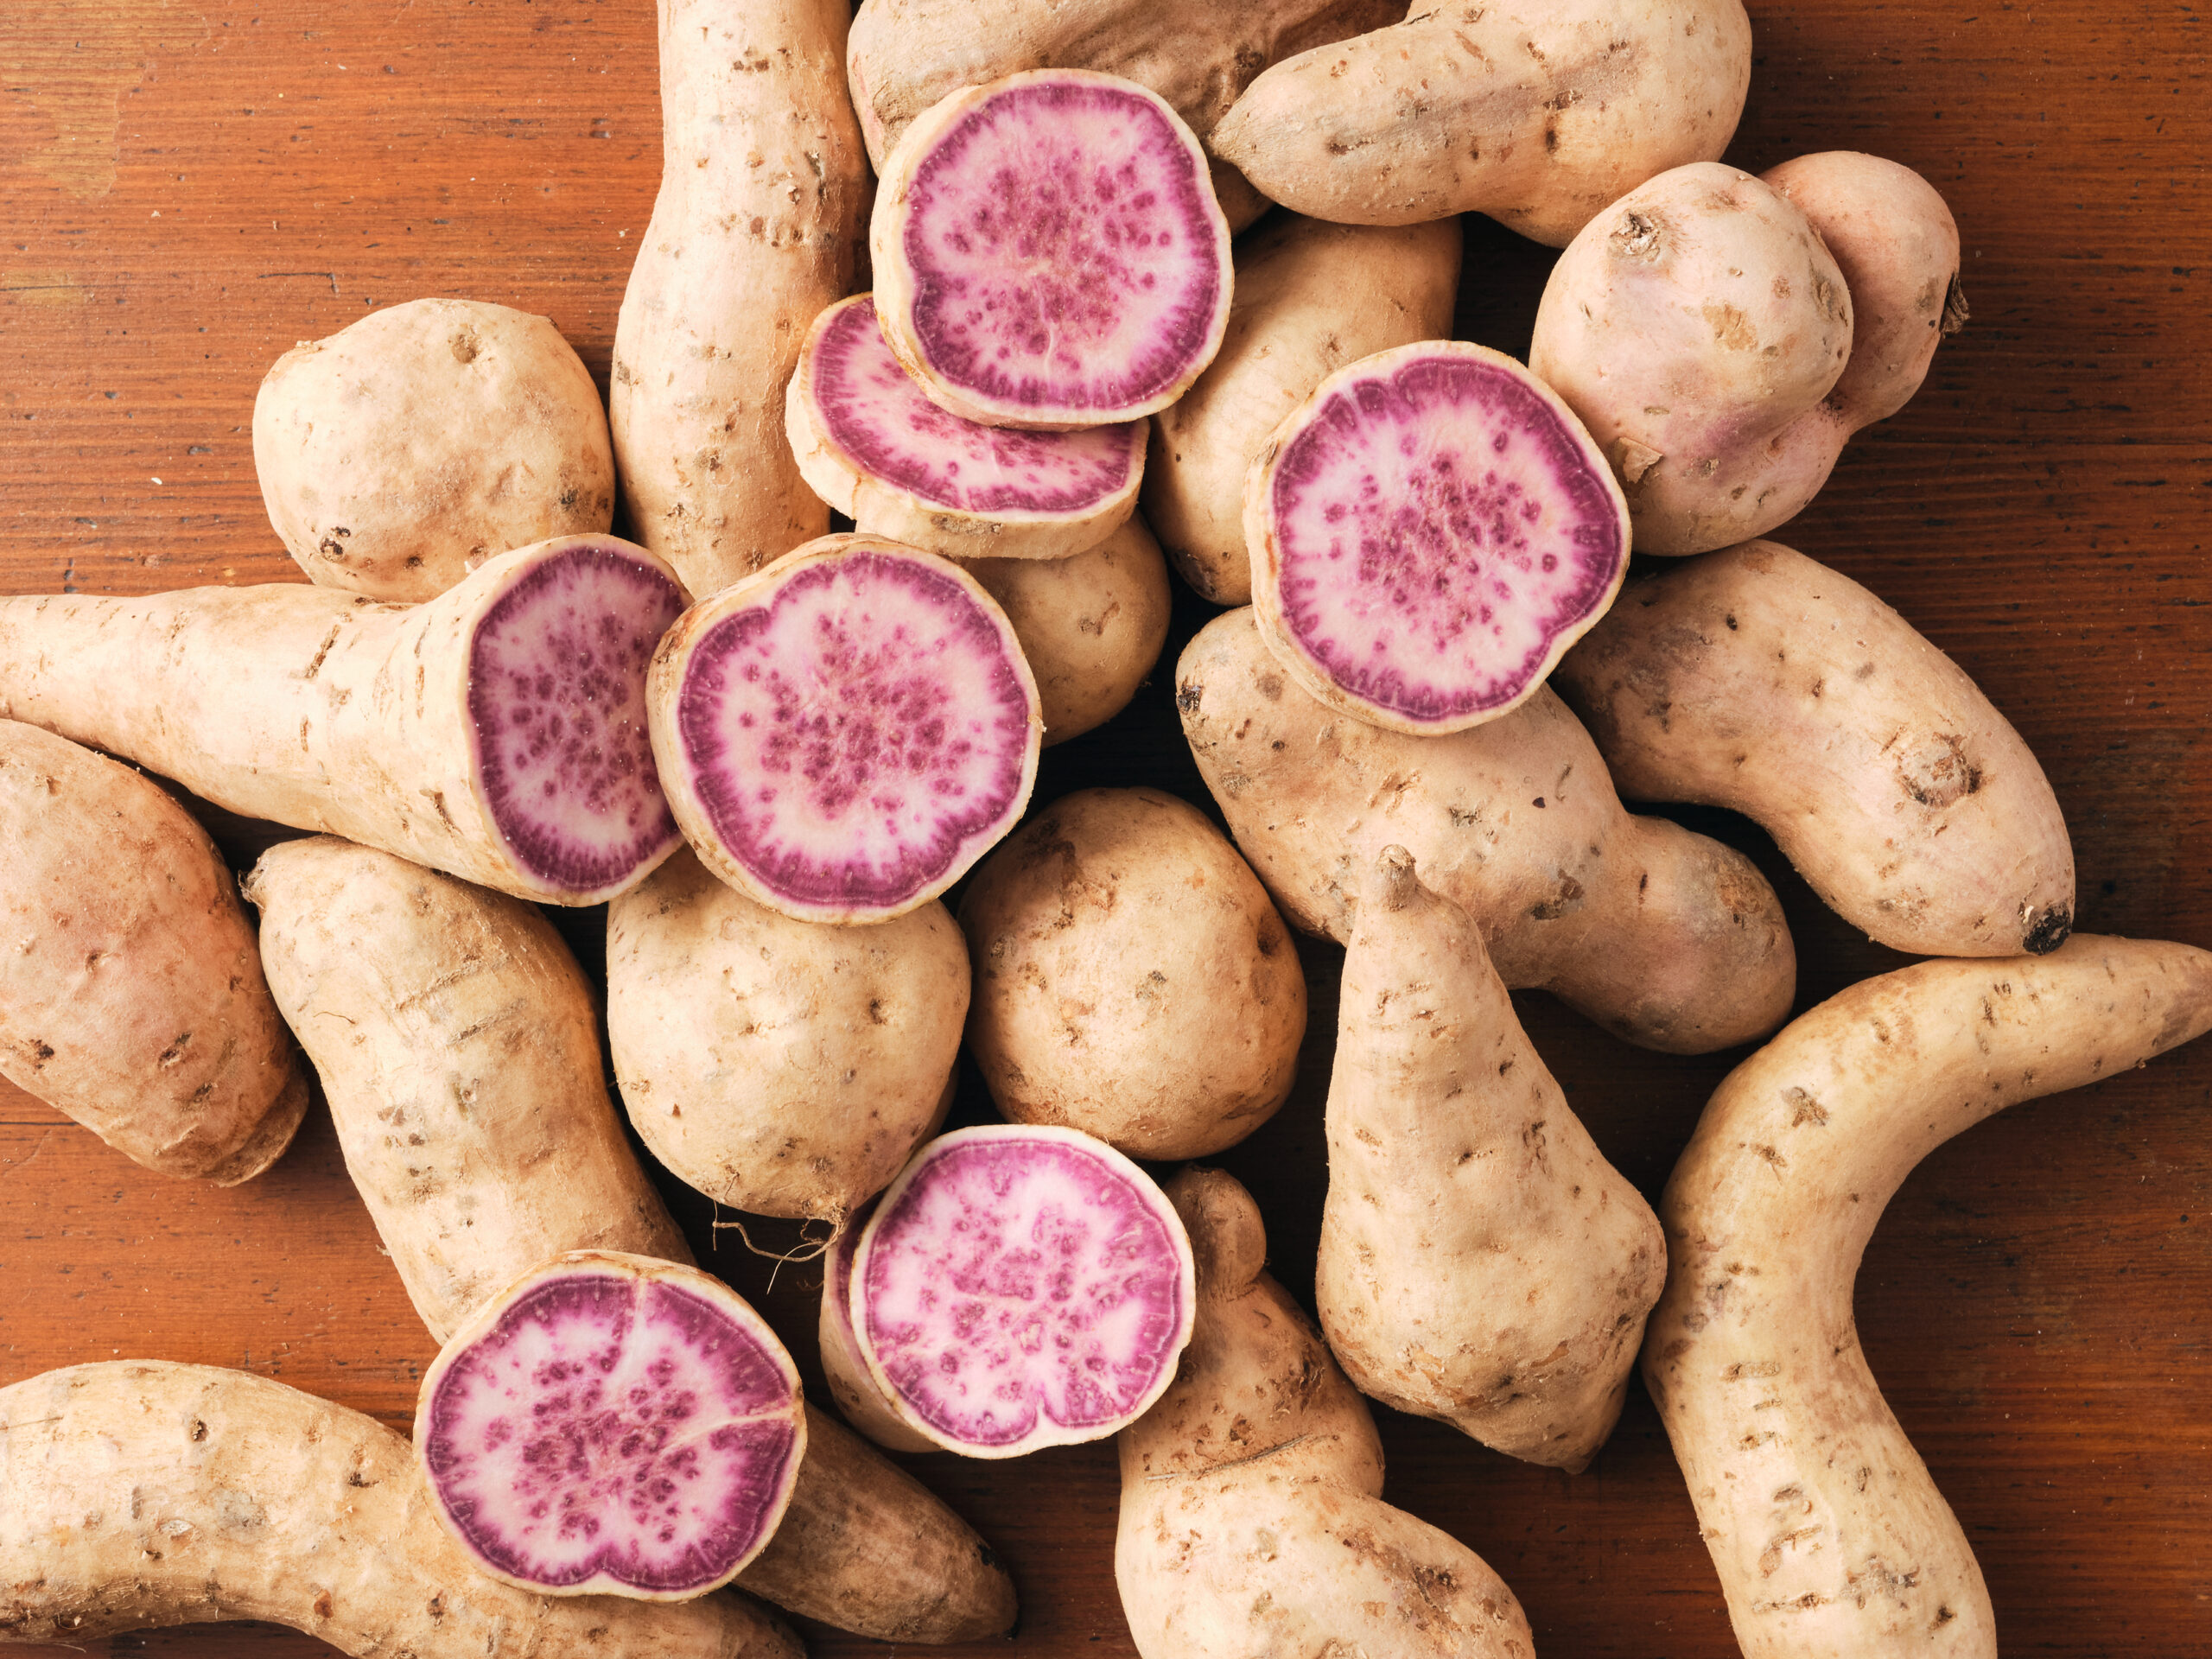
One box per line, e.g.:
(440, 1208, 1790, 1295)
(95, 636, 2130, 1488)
(958, 787, 1306, 1159)
(253, 297, 615, 601)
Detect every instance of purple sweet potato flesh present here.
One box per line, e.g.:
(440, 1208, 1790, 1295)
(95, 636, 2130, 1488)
(421, 1272, 800, 1596)
(467, 542, 687, 893)
(901, 79, 1224, 417)
(855, 1129, 1192, 1452)
(675, 550, 1034, 914)
(1267, 353, 1625, 728)
(815, 296, 1144, 512)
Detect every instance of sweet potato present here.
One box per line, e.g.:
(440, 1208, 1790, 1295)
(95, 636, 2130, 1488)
(868, 71, 1233, 430)
(0, 1360, 798, 1656)
(1245, 340, 1630, 735)
(253, 297, 614, 602)
(0, 720, 305, 1184)
(245, 836, 690, 1340)
(606, 846, 969, 1224)
(1178, 607, 1795, 1052)
(1644, 938, 2212, 1659)
(1530, 156, 1962, 554)
(958, 787, 1307, 1159)
(1555, 540, 2074, 956)
(1117, 1168, 1535, 1659)
(1320, 848, 1663, 1470)
(957, 517, 1173, 745)
(788, 294, 1147, 560)
(610, 0, 868, 595)
(245, 839, 1014, 1641)
(646, 534, 1040, 924)
(1211, 0, 1752, 245)
(1144, 212, 1462, 605)
(0, 536, 686, 906)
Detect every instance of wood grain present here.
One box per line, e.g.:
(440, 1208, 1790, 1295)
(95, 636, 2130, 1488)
(1, 1, 2205, 1655)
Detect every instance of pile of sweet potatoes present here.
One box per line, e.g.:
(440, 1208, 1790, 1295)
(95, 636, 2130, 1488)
(0, 3, 2201, 1659)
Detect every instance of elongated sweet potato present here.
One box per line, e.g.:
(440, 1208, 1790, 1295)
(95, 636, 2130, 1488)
(1211, 0, 1752, 245)
(245, 836, 690, 1340)
(846, 0, 1405, 230)
(0, 536, 686, 906)
(0, 1360, 798, 1656)
(1645, 938, 2212, 1659)
(1556, 540, 2074, 956)
(1321, 849, 1663, 1470)
(1178, 607, 1794, 1052)
(0, 721, 305, 1184)
(611, 0, 868, 595)
(1117, 1168, 1535, 1659)
(245, 841, 1014, 1641)
(1145, 212, 1463, 605)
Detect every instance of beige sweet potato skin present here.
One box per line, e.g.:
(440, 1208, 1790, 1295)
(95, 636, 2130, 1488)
(1177, 607, 1795, 1053)
(1116, 1169, 1535, 1659)
(1321, 849, 1663, 1470)
(957, 518, 1173, 746)
(611, 0, 868, 596)
(1643, 938, 2212, 1659)
(0, 1361, 798, 1656)
(959, 787, 1307, 1160)
(846, 0, 1406, 232)
(1531, 156, 1960, 555)
(0, 721, 305, 1184)
(743, 1406, 1018, 1641)
(245, 836, 692, 1343)
(1211, 0, 1751, 245)
(607, 847, 969, 1223)
(0, 538, 683, 907)
(1556, 540, 2074, 956)
(1145, 213, 1462, 604)
(254, 298, 615, 601)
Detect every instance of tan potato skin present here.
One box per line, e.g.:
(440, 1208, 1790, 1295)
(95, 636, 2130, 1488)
(0, 1361, 798, 1656)
(847, 0, 1408, 232)
(742, 1406, 1017, 1639)
(1178, 607, 1795, 1053)
(1643, 937, 2212, 1659)
(957, 517, 1173, 746)
(254, 298, 615, 601)
(245, 837, 691, 1341)
(1210, 0, 1751, 246)
(0, 721, 305, 1184)
(606, 847, 970, 1224)
(1531, 156, 1961, 555)
(1321, 849, 1663, 1471)
(1145, 213, 1462, 604)
(611, 0, 868, 597)
(0, 537, 683, 907)
(1556, 541, 2074, 956)
(959, 787, 1308, 1160)
(1116, 1168, 1535, 1659)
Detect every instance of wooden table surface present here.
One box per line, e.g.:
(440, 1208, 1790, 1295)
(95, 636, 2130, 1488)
(2, 2, 2205, 1655)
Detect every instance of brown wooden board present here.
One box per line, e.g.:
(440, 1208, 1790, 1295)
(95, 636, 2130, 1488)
(0, 0, 2206, 1654)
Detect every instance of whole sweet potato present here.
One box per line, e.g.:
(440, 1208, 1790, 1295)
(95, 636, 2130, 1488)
(1178, 608, 1795, 1053)
(0, 721, 306, 1184)
(1211, 0, 1752, 245)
